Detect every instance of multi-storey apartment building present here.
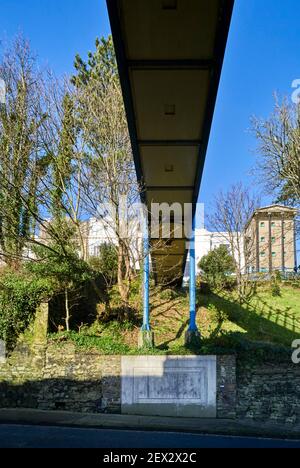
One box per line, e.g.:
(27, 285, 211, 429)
(244, 205, 298, 274)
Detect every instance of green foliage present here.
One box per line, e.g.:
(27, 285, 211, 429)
(51, 93, 77, 219)
(72, 36, 118, 87)
(88, 243, 118, 287)
(159, 288, 178, 301)
(270, 273, 281, 297)
(27, 221, 92, 294)
(26, 221, 93, 331)
(198, 245, 236, 290)
(271, 282, 281, 297)
(49, 319, 132, 354)
(274, 270, 282, 283)
(0, 269, 52, 349)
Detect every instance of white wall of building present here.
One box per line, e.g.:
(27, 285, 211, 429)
(85, 221, 245, 281)
(86, 217, 142, 270)
(183, 228, 245, 282)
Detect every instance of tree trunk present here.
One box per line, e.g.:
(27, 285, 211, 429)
(65, 288, 70, 332)
(117, 241, 130, 304)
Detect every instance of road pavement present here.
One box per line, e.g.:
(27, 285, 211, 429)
(1, 424, 300, 448)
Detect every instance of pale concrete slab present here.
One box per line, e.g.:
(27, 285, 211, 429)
(121, 356, 216, 418)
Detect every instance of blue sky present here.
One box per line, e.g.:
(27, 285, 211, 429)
(1, 0, 299, 210)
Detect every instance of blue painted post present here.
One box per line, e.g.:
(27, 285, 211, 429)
(142, 210, 150, 332)
(189, 217, 198, 333)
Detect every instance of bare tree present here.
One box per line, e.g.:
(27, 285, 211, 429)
(0, 36, 51, 266)
(208, 183, 260, 300)
(0, 36, 92, 269)
(252, 95, 300, 208)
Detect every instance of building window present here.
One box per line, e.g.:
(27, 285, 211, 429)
(260, 252, 266, 257)
(271, 237, 276, 244)
(260, 222, 265, 228)
(260, 237, 265, 242)
(93, 246, 101, 257)
(272, 252, 276, 257)
(271, 222, 276, 227)
(260, 268, 267, 273)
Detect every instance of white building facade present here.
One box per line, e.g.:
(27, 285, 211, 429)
(183, 228, 245, 283)
(84, 220, 244, 283)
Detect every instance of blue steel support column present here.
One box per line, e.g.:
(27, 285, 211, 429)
(188, 216, 198, 333)
(142, 210, 150, 332)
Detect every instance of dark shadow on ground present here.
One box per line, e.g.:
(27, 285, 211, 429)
(201, 291, 300, 347)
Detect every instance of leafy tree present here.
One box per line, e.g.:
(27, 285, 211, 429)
(51, 93, 75, 219)
(27, 221, 92, 331)
(72, 36, 118, 87)
(88, 243, 118, 288)
(198, 245, 236, 290)
(72, 36, 141, 305)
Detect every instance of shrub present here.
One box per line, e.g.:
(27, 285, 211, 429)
(0, 269, 52, 350)
(198, 245, 236, 290)
(270, 281, 281, 297)
(159, 288, 178, 301)
(274, 270, 282, 283)
(88, 243, 118, 287)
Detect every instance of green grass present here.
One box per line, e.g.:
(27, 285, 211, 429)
(49, 284, 300, 357)
(201, 286, 300, 347)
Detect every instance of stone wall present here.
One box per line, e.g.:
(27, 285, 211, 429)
(0, 345, 234, 417)
(0, 343, 121, 414)
(216, 355, 237, 419)
(1, 342, 300, 424)
(236, 358, 300, 424)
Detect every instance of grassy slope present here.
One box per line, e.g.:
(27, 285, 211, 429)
(50, 285, 300, 355)
(150, 286, 300, 351)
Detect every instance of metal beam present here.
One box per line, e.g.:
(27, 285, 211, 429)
(142, 210, 150, 332)
(152, 253, 185, 257)
(188, 217, 198, 333)
(139, 140, 202, 147)
(128, 59, 214, 70)
(147, 186, 193, 191)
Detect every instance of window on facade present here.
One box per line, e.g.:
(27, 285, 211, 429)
(94, 246, 101, 257)
(272, 252, 276, 257)
(260, 222, 265, 227)
(271, 222, 276, 227)
(260, 237, 265, 242)
(271, 237, 275, 244)
(260, 252, 266, 257)
(260, 268, 267, 273)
